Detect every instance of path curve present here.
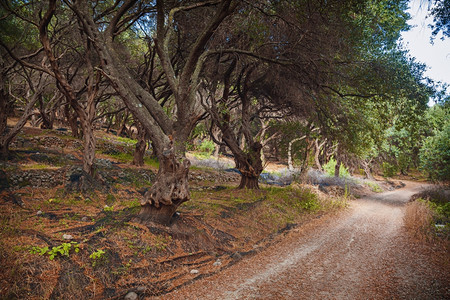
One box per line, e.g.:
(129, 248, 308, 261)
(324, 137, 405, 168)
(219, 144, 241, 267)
(157, 181, 449, 299)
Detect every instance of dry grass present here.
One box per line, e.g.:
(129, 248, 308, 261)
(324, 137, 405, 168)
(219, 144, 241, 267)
(404, 200, 434, 240)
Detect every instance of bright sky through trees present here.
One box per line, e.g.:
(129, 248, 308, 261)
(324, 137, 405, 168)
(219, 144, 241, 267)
(401, 0, 450, 85)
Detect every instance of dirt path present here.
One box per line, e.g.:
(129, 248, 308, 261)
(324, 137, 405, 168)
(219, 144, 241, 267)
(156, 182, 449, 299)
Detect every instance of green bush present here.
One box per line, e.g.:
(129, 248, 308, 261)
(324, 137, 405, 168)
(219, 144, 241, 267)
(382, 161, 398, 177)
(420, 122, 450, 181)
(198, 139, 215, 155)
(323, 158, 350, 177)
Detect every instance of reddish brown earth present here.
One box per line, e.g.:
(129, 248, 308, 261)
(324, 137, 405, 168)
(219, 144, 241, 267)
(157, 182, 449, 299)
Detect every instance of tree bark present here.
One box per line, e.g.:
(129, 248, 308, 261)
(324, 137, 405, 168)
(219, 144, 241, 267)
(362, 159, 374, 180)
(133, 122, 147, 166)
(314, 138, 326, 172)
(138, 146, 190, 225)
(235, 141, 263, 189)
(335, 156, 341, 177)
(0, 76, 45, 160)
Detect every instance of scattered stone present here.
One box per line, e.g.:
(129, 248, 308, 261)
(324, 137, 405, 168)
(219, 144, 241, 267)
(190, 269, 199, 274)
(124, 291, 138, 300)
(63, 234, 73, 240)
(37, 210, 43, 216)
(213, 260, 222, 267)
(231, 252, 242, 260)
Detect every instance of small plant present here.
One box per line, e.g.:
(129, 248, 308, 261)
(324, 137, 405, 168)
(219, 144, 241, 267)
(103, 205, 114, 212)
(323, 158, 350, 177)
(29, 241, 80, 260)
(154, 234, 172, 251)
(299, 197, 321, 212)
(366, 181, 382, 193)
(89, 249, 106, 266)
(198, 139, 215, 155)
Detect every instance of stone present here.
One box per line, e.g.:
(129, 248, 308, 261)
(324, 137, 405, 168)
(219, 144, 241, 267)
(213, 260, 222, 267)
(190, 269, 199, 274)
(124, 292, 138, 300)
(37, 210, 43, 215)
(231, 252, 242, 260)
(62, 234, 73, 240)
(136, 286, 146, 293)
(81, 216, 88, 222)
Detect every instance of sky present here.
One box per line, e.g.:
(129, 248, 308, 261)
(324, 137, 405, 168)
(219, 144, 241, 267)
(400, 0, 450, 86)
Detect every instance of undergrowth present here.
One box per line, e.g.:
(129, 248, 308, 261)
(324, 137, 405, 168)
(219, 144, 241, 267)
(405, 186, 450, 240)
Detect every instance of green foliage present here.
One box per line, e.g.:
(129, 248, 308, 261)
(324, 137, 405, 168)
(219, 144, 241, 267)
(420, 121, 450, 181)
(266, 186, 321, 213)
(144, 157, 159, 168)
(89, 249, 106, 267)
(323, 158, 350, 178)
(29, 242, 80, 260)
(153, 235, 171, 252)
(365, 181, 382, 193)
(106, 152, 134, 163)
(382, 162, 398, 178)
(103, 205, 114, 212)
(198, 139, 215, 155)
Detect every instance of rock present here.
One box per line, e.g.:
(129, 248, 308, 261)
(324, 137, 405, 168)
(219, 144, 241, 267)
(190, 269, 199, 274)
(124, 291, 138, 300)
(136, 286, 146, 293)
(37, 210, 43, 215)
(63, 234, 73, 240)
(231, 252, 242, 260)
(81, 216, 88, 222)
(213, 260, 222, 267)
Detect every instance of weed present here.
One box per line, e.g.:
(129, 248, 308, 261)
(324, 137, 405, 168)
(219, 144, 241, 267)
(106, 152, 134, 163)
(103, 205, 114, 212)
(144, 157, 159, 168)
(89, 249, 106, 267)
(154, 234, 172, 251)
(365, 181, 382, 193)
(127, 199, 140, 208)
(323, 158, 350, 178)
(29, 241, 80, 260)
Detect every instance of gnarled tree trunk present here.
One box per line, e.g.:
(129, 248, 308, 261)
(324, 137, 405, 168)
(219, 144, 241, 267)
(235, 141, 263, 189)
(362, 159, 374, 180)
(132, 122, 147, 166)
(138, 147, 190, 225)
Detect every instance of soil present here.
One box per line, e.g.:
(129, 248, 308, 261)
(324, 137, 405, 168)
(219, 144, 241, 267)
(159, 181, 450, 299)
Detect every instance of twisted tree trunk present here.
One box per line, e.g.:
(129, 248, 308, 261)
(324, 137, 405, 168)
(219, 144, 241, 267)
(138, 146, 190, 225)
(235, 141, 263, 189)
(133, 122, 147, 166)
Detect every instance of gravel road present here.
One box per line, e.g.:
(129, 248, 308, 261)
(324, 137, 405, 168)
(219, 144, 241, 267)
(157, 182, 449, 299)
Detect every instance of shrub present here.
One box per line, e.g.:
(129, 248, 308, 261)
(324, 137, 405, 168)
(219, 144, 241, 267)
(323, 158, 350, 177)
(420, 122, 450, 181)
(198, 139, 215, 155)
(382, 161, 397, 178)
